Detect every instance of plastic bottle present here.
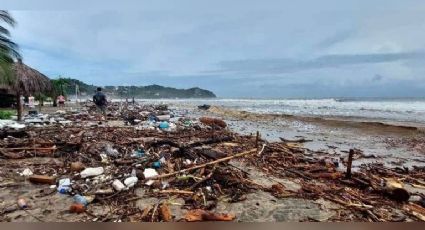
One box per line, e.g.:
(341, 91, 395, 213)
(80, 167, 104, 178)
(156, 114, 171, 121)
(73, 194, 88, 206)
(124, 176, 138, 188)
(112, 179, 125, 191)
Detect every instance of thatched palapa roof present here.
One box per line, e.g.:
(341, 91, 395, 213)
(10, 59, 52, 95)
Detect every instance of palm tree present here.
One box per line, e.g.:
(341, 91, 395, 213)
(0, 10, 21, 84)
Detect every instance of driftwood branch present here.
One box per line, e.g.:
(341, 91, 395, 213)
(147, 148, 261, 180)
(280, 137, 313, 143)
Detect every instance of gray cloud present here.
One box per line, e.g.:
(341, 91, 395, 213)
(6, 0, 425, 97)
(315, 30, 355, 50)
(214, 51, 425, 75)
(372, 74, 384, 82)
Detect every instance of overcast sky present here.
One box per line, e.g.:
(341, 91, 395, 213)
(6, 0, 425, 98)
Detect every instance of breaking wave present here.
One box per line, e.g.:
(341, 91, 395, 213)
(138, 98, 425, 125)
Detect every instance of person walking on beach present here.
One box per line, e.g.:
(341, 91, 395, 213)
(28, 95, 35, 109)
(93, 87, 108, 120)
(57, 95, 65, 107)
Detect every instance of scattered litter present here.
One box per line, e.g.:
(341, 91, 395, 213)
(145, 180, 155, 186)
(112, 179, 125, 191)
(143, 168, 159, 179)
(21, 168, 33, 177)
(159, 121, 169, 129)
(105, 144, 119, 156)
(80, 167, 104, 178)
(131, 149, 145, 158)
(0, 120, 26, 129)
(185, 209, 236, 222)
(152, 161, 161, 168)
(57, 178, 72, 194)
(1, 101, 424, 222)
(156, 114, 171, 121)
(198, 104, 211, 110)
(29, 175, 56, 185)
(73, 195, 94, 206)
(69, 204, 85, 213)
(17, 198, 28, 209)
(124, 176, 138, 188)
(99, 154, 109, 164)
(199, 117, 227, 128)
(70, 162, 85, 172)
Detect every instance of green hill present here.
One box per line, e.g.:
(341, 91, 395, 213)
(53, 78, 216, 98)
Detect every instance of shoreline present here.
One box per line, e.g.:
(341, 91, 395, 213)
(204, 106, 424, 134)
(68, 98, 425, 131)
(188, 105, 425, 169)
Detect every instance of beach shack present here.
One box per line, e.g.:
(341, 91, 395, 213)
(2, 59, 53, 120)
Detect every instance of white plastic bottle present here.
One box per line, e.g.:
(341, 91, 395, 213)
(80, 167, 104, 178)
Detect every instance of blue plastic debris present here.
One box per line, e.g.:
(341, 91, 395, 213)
(148, 115, 156, 122)
(159, 121, 169, 129)
(152, 161, 161, 168)
(133, 149, 145, 157)
(73, 195, 88, 206)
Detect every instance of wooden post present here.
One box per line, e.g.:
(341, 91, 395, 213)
(255, 131, 260, 150)
(346, 149, 355, 178)
(38, 93, 42, 113)
(16, 94, 22, 121)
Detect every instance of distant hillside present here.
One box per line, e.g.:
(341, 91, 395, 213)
(55, 78, 216, 98)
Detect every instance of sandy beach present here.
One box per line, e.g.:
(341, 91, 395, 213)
(0, 101, 424, 222)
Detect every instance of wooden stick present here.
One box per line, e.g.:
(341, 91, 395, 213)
(346, 149, 355, 179)
(147, 148, 260, 180)
(159, 189, 194, 195)
(189, 170, 215, 190)
(255, 131, 260, 149)
(403, 203, 425, 221)
(1, 147, 57, 151)
(280, 137, 313, 143)
(365, 210, 382, 222)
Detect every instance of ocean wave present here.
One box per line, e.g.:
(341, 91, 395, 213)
(141, 98, 425, 124)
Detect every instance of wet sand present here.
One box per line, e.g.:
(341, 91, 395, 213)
(175, 105, 425, 170)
